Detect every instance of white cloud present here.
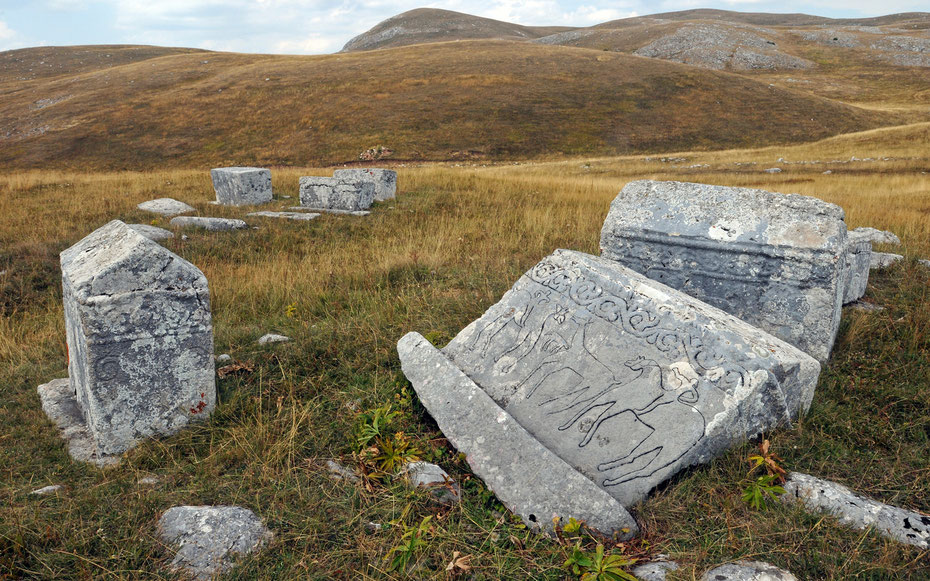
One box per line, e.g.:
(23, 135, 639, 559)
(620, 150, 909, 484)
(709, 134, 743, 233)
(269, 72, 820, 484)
(0, 19, 25, 51)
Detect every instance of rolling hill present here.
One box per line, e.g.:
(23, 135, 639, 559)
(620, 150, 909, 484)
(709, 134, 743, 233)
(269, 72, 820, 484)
(0, 41, 903, 170)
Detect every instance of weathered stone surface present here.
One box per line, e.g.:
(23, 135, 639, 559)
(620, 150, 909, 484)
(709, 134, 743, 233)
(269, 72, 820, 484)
(246, 211, 320, 221)
(127, 224, 175, 241)
(919, 259, 930, 269)
(169, 216, 248, 231)
(215, 354, 232, 363)
(701, 561, 797, 581)
(257, 333, 290, 345)
(30, 485, 64, 496)
(632, 559, 680, 581)
(442, 250, 820, 507)
(210, 167, 272, 206)
(401, 461, 460, 505)
(137, 198, 195, 216)
(600, 180, 848, 362)
(158, 505, 272, 580)
(326, 460, 359, 482)
(871, 252, 904, 269)
(851, 226, 901, 246)
(288, 206, 370, 216)
(298, 177, 375, 212)
(333, 168, 397, 201)
(844, 229, 872, 304)
(783, 472, 930, 549)
(60, 220, 215, 457)
(37, 378, 119, 466)
(398, 332, 638, 537)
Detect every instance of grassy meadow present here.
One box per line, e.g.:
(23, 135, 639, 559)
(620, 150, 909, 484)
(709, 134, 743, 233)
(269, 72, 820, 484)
(1, 122, 929, 579)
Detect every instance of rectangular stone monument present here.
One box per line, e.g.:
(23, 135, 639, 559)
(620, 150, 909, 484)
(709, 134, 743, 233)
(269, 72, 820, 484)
(404, 249, 819, 510)
(333, 168, 397, 201)
(600, 180, 849, 362)
(298, 177, 375, 212)
(57, 220, 216, 458)
(211, 167, 272, 206)
(844, 231, 872, 304)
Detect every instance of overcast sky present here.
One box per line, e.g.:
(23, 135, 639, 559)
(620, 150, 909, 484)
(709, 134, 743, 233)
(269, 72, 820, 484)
(0, 0, 926, 55)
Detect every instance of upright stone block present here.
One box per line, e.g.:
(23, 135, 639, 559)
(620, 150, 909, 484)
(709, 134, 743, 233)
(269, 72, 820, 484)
(333, 168, 397, 201)
(60, 220, 215, 457)
(417, 250, 819, 509)
(600, 180, 849, 362)
(298, 177, 375, 211)
(210, 167, 272, 206)
(844, 230, 872, 304)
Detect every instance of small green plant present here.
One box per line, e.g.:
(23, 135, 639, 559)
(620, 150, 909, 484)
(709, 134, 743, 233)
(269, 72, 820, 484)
(353, 404, 400, 451)
(372, 431, 421, 474)
(742, 439, 788, 510)
(564, 542, 638, 581)
(386, 515, 433, 572)
(284, 302, 297, 318)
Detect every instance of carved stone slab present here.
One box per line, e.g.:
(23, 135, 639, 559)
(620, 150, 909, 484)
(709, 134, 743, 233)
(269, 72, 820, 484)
(398, 332, 639, 537)
(60, 220, 216, 457)
(169, 217, 248, 231)
(442, 250, 820, 507)
(333, 168, 397, 201)
(600, 180, 849, 362)
(844, 230, 872, 304)
(298, 177, 375, 211)
(210, 167, 272, 206)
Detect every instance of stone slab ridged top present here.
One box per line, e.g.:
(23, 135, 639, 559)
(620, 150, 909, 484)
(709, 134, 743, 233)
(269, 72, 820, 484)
(333, 168, 397, 201)
(59, 220, 215, 457)
(844, 230, 872, 304)
(398, 332, 639, 538)
(210, 167, 272, 206)
(439, 250, 819, 508)
(298, 176, 375, 212)
(137, 198, 195, 216)
(169, 216, 248, 231)
(600, 180, 849, 362)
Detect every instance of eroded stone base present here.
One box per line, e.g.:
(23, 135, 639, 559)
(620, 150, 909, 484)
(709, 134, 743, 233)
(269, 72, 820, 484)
(37, 378, 118, 467)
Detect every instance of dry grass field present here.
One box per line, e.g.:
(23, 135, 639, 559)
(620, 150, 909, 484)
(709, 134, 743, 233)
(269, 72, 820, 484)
(1, 119, 929, 578)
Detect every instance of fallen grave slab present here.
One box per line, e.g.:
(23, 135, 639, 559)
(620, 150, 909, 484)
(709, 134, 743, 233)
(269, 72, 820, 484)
(127, 223, 175, 241)
(600, 180, 848, 362)
(169, 216, 248, 231)
(137, 198, 195, 216)
(246, 211, 320, 221)
(288, 206, 370, 216)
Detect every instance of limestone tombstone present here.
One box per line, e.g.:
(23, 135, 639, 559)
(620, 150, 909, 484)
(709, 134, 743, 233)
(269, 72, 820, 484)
(60, 220, 216, 457)
(210, 167, 272, 206)
(844, 230, 872, 304)
(409, 249, 819, 509)
(333, 168, 397, 201)
(298, 177, 375, 211)
(600, 180, 849, 362)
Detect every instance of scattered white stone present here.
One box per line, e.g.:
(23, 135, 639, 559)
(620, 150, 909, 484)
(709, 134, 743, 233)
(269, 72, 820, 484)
(138, 476, 160, 486)
(216, 354, 232, 363)
(871, 252, 904, 270)
(169, 217, 248, 231)
(823, 170, 833, 174)
(763, 167, 782, 173)
(246, 211, 321, 221)
(701, 561, 797, 580)
(783, 472, 930, 549)
(257, 333, 290, 345)
(30, 485, 64, 496)
(326, 460, 359, 482)
(364, 522, 384, 533)
(158, 505, 273, 580)
(288, 206, 369, 216)
(127, 223, 175, 241)
(852, 226, 901, 246)
(137, 198, 195, 216)
(632, 559, 680, 581)
(211, 167, 273, 206)
(918, 259, 930, 269)
(401, 461, 461, 505)
(848, 301, 884, 313)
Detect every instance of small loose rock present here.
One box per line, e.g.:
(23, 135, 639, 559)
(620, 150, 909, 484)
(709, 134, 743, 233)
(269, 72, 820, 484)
(258, 334, 290, 345)
(701, 560, 797, 580)
(326, 460, 359, 482)
(215, 354, 232, 363)
(402, 461, 461, 505)
(632, 559, 680, 581)
(30, 485, 63, 496)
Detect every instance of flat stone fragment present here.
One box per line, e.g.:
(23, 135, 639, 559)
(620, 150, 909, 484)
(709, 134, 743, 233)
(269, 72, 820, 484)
(127, 224, 175, 241)
(398, 332, 639, 538)
(30, 485, 64, 496)
(333, 168, 397, 201)
(169, 216, 248, 231)
(919, 259, 930, 269)
(844, 229, 872, 304)
(782, 472, 930, 549)
(158, 505, 272, 580)
(851, 226, 900, 246)
(37, 378, 119, 466)
(60, 220, 215, 457)
(600, 180, 849, 362)
(298, 176, 375, 211)
(210, 167, 272, 206)
(246, 211, 320, 221)
(215, 354, 232, 363)
(401, 461, 460, 505)
(632, 560, 680, 581)
(871, 252, 904, 269)
(763, 167, 782, 173)
(848, 301, 884, 313)
(257, 333, 290, 345)
(326, 460, 359, 482)
(288, 206, 370, 216)
(442, 250, 820, 507)
(137, 198, 195, 216)
(700, 561, 797, 581)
